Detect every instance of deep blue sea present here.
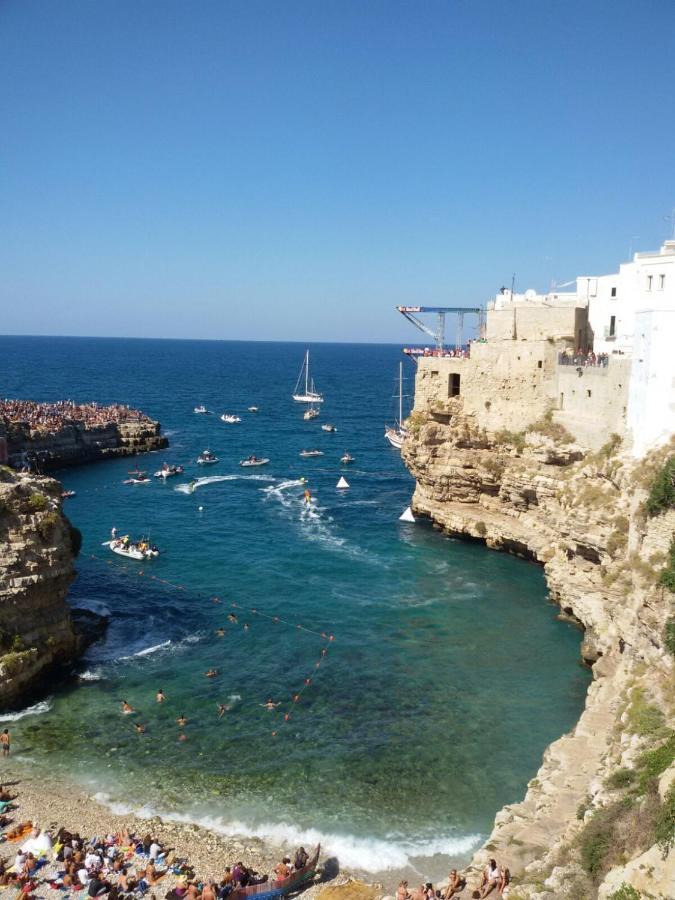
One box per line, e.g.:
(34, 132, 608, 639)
(0, 336, 590, 878)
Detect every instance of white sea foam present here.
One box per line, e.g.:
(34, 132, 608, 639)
(119, 640, 172, 660)
(79, 668, 105, 682)
(0, 698, 52, 721)
(176, 475, 276, 494)
(90, 792, 480, 872)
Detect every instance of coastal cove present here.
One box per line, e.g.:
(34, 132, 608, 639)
(0, 336, 590, 884)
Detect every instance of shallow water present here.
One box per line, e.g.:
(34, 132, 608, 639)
(1, 336, 590, 877)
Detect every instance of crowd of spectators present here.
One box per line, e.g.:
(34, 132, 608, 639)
(557, 350, 610, 368)
(0, 399, 150, 434)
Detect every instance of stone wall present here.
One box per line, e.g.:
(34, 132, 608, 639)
(2, 419, 168, 471)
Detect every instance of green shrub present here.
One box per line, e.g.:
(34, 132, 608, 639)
(10, 634, 24, 652)
(654, 783, 675, 857)
(605, 768, 636, 790)
(494, 429, 526, 453)
(626, 687, 666, 738)
(646, 456, 675, 516)
(37, 510, 60, 540)
(608, 885, 641, 900)
(635, 732, 675, 794)
(527, 409, 574, 444)
(659, 538, 675, 592)
(0, 650, 29, 676)
(665, 619, 675, 657)
(606, 530, 628, 558)
(580, 803, 622, 878)
(28, 492, 48, 510)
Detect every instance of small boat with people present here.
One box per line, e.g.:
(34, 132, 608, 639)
(61, 490, 76, 499)
(154, 463, 184, 479)
(303, 407, 320, 421)
(193, 405, 208, 415)
(248, 406, 259, 413)
(240, 455, 270, 467)
(340, 452, 355, 464)
(299, 449, 324, 458)
(321, 423, 337, 432)
(229, 845, 321, 900)
(123, 469, 150, 484)
(105, 536, 160, 560)
(197, 449, 219, 465)
(293, 350, 324, 403)
(221, 413, 242, 423)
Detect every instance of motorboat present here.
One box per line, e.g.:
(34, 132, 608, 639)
(194, 405, 208, 414)
(123, 470, 150, 484)
(299, 449, 324, 458)
(304, 407, 320, 420)
(105, 538, 159, 560)
(385, 362, 409, 450)
(154, 464, 184, 479)
(197, 450, 219, 465)
(221, 414, 242, 423)
(248, 406, 259, 412)
(61, 490, 76, 499)
(321, 423, 337, 432)
(239, 456, 270, 467)
(292, 350, 324, 403)
(340, 452, 355, 464)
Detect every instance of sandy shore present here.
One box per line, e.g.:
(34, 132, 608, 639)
(0, 760, 356, 899)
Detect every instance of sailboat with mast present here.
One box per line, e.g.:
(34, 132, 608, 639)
(293, 350, 324, 403)
(385, 361, 409, 449)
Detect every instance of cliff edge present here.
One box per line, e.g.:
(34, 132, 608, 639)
(402, 396, 675, 898)
(0, 468, 102, 706)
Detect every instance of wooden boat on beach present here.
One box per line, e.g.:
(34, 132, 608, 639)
(229, 845, 320, 900)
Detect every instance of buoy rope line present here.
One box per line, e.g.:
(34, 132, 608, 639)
(87, 552, 334, 736)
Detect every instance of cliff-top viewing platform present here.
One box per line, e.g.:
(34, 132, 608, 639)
(0, 398, 168, 471)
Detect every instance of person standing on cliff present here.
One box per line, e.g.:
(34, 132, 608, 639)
(0, 730, 9, 757)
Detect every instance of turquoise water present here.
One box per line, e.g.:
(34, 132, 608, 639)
(1, 336, 590, 876)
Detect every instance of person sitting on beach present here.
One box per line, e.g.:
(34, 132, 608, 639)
(87, 872, 110, 897)
(425, 884, 435, 900)
(396, 881, 409, 900)
(231, 863, 246, 887)
(479, 860, 501, 898)
(498, 868, 510, 898)
(409, 884, 425, 900)
(200, 881, 217, 900)
(442, 870, 464, 899)
(293, 847, 309, 870)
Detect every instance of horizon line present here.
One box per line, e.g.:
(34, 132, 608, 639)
(0, 332, 414, 347)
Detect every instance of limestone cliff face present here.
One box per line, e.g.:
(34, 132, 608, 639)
(0, 469, 86, 706)
(402, 399, 675, 898)
(3, 419, 167, 471)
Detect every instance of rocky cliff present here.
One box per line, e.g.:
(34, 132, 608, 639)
(2, 419, 167, 471)
(402, 400, 675, 899)
(0, 468, 103, 706)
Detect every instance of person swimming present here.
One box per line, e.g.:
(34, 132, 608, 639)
(227, 613, 238, 623)
(262, 698, 280, 710)
(156, 689, 165, 703)
(135, 723, 146, 734)
(176, 714, 187, 727)
(215, 628, 226, 637)
(205, 669, 218, 678)
(217, 704, 229, 718)
(304, 489, 311, 505)
(121, 700, 134, 714)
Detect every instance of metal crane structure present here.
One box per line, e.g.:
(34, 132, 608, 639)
(396, 305, 483, 357)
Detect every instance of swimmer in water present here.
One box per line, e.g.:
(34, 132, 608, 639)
(135, 722, 146, 734)
(262, 698, 280, 710)
(176, 714, 188, 727)
(217, 704, 229, 718)
(215, 628, 226, 637)
(212, 597, 221, 604)
(178, 732, 188, 742)
(243, 623, 249, 632)
(304, 489, 311, 505)
(121, 700, 134, 714)
(227, 613, 238, 624)
(205, 669, 218, 678)
(156, 689, 165, 703)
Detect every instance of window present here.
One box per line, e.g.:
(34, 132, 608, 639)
(586, 389, 592, 399)
(659, 274, 666, 290)
(559, 393, 564, 410)
(611, 287, 617, 298)
(537, 360, 543, 369)
(449, 373, 461, 397)
(609, 315, 616, 337)
(647, 275, 653, 291)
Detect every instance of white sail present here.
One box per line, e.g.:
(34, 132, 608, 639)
(385, 361, 408, 449)
(336, 476, 350, 489)
(399, 506, 415, 522)
(293, 351, 324, 403)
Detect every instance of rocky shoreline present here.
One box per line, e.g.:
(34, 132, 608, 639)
(402, 400, 675, 898)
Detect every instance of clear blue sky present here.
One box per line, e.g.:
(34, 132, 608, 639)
(1, 0, 674, 342)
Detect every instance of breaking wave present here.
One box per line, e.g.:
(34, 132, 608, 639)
(0, 699, 52, 721)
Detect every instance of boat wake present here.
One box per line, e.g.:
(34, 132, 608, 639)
(90, 790, 480, 872)
(175, 475, 276, 494)
(117, 633, 204, 663)
(0, 698, 52, 721)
